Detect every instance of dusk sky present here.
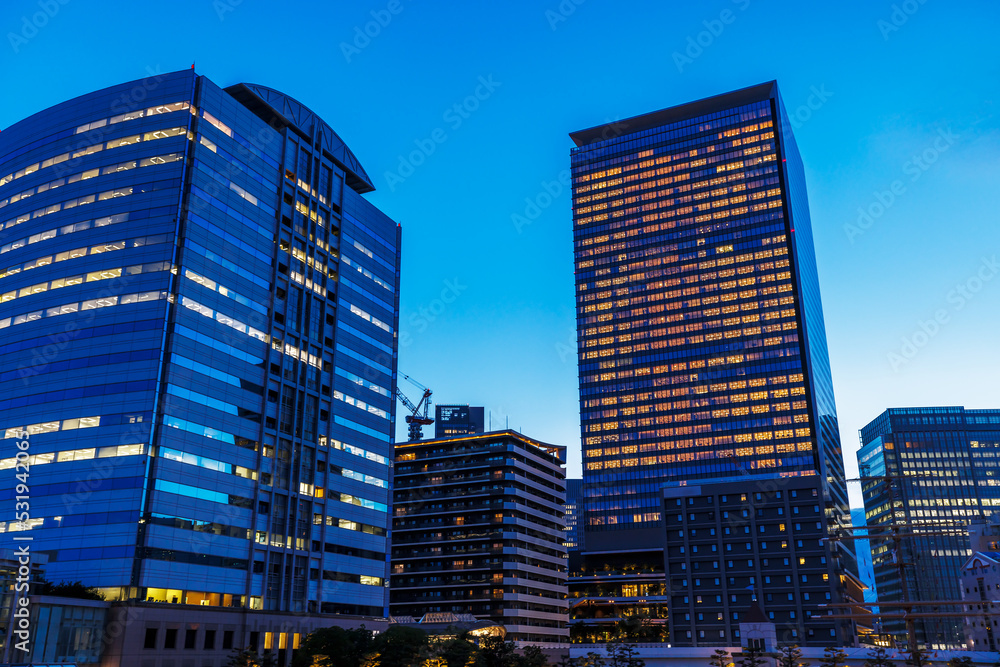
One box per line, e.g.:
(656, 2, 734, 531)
(6, 0, 997, 508)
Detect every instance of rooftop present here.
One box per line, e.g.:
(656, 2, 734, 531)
(225, 81, 375, 193)
(395, 429, 566, 461)
(569, 80, 777, 148)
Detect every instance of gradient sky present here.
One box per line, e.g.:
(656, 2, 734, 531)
(5, 0, 997, 508)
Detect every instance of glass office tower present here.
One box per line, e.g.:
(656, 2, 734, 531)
(0, 70, 400, 622)
(569, 82, 853, 643)
(859, 406, 1000, 650)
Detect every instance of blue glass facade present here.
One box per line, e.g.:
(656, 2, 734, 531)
(858, 406, 1000, 649)
(0, 70, 400, 619)
(568, 83, 855, 645)
(570, 82, 849, 543)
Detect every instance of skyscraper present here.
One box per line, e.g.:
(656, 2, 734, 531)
(569, 82, 854, 644)
(859, 406, 1000, 650)
(0, 69, 400, 660)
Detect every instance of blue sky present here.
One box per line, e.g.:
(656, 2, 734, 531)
(5, 0, 997, 507)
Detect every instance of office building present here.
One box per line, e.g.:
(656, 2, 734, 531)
(569, 81, 854, 645)
(858, 407, 1000, 650)
(851, 507, 878, 605)
(0, 69, 401, 664)
(564, 479, 583, 551)
(390, 431, 568, 645)
(435, 404, 485, 438)
(662, 475, 867, 646)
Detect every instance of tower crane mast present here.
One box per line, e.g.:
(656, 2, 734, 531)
(395, 373, 433, 441)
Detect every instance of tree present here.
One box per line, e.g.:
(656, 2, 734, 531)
(553, 654, 574, 667)
(607, 639, 645, 667)
(614, 611, 663, 642)
(476, 636, 517, 667)
(615, 614, 643, 642)
(292, 626, 375, 667)
(738, 646, 766, 667)
(224, 648, 276, 667)
(35, 577, 104, 601)
(370, 625, 430, 667)
(779, 645, 808, 667)
(710, 649, 733, 667)
(517, 646, 548, 667)
(904, 649, 930, 667)
(820, 647, 849, 667)
(864, 647, 896, 667)
(575, 652, 607, 667)
(438, 635, 478, 667)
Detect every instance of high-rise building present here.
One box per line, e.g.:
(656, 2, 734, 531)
(0, 69, 401, 663)
(858, 406, 1000, 650)
(435, 404, 485, 438)
(390, 431, 568, 645)
(564, 479, 583, 551)
(569, 81, 853, 645)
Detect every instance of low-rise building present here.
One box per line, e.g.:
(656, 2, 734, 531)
(661, 474, 858, 647)
(961, 552, 1000, 651)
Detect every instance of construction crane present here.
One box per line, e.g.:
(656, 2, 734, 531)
(395, 373, 433, 441)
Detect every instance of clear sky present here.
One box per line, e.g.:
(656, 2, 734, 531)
(5, 0, 997, 508)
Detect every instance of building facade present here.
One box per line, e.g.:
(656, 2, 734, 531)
(0, 69, 401, 663)
(435, 404, 485, 438)
(390, 431, 568, 645)
(858, 406, 1000, 650)
(662, 474, 863, 646)
(564, 479, 583, 551)
(569, 81, 853, 644)
(960, 551, 1000, 652)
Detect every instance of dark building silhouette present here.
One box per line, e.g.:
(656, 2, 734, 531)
(434, 404, 485, 438)
(564, 479, 583, 551)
